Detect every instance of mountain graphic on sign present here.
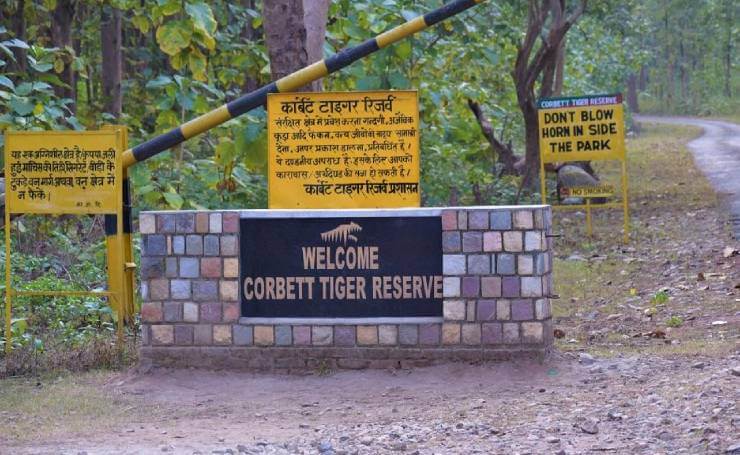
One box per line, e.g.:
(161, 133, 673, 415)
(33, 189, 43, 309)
(320, 222, 362, 245)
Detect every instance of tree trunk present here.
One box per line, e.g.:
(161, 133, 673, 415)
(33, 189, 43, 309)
(241, 0, 260, 93)
(10, 0, 27, 72)
(512, 0, 586, 189)
(51, 0, 76, 112)
(626, 73, 639, 113)
(678, 39, 687, 99)
(520, 100, 541, 188)
(638, 65, 648, 90)
(302, 0, 330, 86)
(662, 5, 672, 109)
(553, 39, 566, 96)
(101, 5, 122, 119)
(263, 0, 329, 92)
(723, 0, 733, 98)
(467, 99, 518, 175)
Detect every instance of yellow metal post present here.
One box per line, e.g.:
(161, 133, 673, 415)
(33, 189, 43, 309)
(115, 198, 125, 346)
(105, 230, 123, 338)
(621, 159, 630, 243)
(102, 125, 135, 325)
(4, 202, 12, 355)
(586, 199, 593, 237)
(118, 127, 136, 321)
(539, 156, 548, 205)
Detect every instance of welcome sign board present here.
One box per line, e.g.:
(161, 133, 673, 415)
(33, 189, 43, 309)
(240, 216, 442, 318)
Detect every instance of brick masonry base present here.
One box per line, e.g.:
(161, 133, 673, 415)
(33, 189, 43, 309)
(139, 206, 554, 371)
(140, 345, 549, 372)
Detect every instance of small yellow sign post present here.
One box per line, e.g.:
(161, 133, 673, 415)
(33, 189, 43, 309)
(3, 129, 130, 353)
(266, 90, 420, 209)
(537, 94, 629, 242)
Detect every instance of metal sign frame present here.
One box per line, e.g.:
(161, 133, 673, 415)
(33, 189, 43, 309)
(537, 93, 630, 242)
(3, 127, 133, 354)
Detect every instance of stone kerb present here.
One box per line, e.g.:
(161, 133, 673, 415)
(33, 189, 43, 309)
(138, 206, 553, 371)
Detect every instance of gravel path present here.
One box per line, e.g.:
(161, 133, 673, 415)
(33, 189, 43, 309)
(9, 353, 740, 455)
(634, 116, 740, 238)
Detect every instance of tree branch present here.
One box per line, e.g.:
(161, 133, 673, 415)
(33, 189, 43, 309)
(467, 99, 518, 175)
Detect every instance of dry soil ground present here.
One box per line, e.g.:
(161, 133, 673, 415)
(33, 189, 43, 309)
(0, 123, 738, 455)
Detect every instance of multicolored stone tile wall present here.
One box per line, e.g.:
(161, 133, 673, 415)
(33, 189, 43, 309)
(139, 207, 554, 370)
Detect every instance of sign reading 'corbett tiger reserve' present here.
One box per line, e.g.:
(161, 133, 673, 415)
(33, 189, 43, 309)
(266, 90, 420, 209)
(537, 94, 625, 163)
(240, 216, 442, 318)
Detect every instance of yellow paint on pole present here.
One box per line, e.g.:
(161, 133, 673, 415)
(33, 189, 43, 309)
(180, 105, 232, 139)
(275, 61, 329, 92)
(266, 90, 420, 209)
(4, 194, 11, 355)
(4, 130, 122, 214)
(537, 94, 630, 241)
(376, 16, 426, 48)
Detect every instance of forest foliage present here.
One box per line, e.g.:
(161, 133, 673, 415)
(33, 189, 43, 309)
(0, 0, 737, 209)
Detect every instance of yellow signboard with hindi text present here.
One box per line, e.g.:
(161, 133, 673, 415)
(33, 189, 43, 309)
(4, 130, 123, 214)
(3, 129, 129, 355)
(267, 90, 420, 209)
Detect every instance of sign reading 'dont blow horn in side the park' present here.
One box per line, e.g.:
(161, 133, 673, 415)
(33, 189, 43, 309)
(536, 93, 629, 240)
(240, 216, 443, 318)
(267, 90, 420, 209)
(537, 93, 625, 164)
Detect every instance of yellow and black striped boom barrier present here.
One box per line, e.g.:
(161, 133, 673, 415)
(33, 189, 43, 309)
(121, 0, 486, 168)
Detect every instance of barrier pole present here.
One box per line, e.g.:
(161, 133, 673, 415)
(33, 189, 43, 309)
(121, 0, 487, 168)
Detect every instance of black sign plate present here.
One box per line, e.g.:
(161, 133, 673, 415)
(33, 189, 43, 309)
(240, 216, 442, 318)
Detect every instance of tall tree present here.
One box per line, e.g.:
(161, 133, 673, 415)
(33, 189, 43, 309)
(722, 0, 734, 98)
(512, 0, 586, 188)
(9, 0, 27, 73)
(241, 0, 261, 93)
(263, 0, 330, 91)
(51, 0, 76, 112)
(101, 4, 122, 119)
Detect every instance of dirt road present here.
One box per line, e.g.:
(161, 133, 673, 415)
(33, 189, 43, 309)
(635, 116, 740, 238)
(5, 354, 740, 455)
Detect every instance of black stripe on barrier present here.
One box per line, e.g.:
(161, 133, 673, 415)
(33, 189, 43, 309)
(122, 208, 132, 234)
(131, 127, 186, 163)
(123, 178, 132, 234)
(104, 214, 117, 236)
(423, 0, 478, 26)
(226, 82, 279, 118)
(325, 38, 380, 73)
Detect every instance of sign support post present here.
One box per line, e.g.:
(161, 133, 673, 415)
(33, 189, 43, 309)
(4, 200, 11, 355)
(621, 160, 630, 243)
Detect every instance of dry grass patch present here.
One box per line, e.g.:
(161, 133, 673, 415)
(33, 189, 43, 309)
(0, 370, 159, 444)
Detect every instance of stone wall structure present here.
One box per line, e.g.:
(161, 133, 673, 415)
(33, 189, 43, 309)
(139, 206, 554, 370)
